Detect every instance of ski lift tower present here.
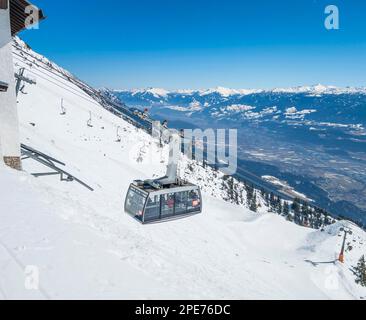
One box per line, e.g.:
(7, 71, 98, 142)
(0, 0, 44, 170)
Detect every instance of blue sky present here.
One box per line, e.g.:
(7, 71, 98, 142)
(21, 0, 366, 89)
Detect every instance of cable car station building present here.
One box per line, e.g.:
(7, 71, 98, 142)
(0, 0, 44, 170)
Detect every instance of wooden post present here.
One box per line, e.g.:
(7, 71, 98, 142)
(338, 229, 350, 264)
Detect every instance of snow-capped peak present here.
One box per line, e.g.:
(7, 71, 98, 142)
(201, 87, 240, 97)
(130, 87, 170, 98)
(113, 84, 366, 98)
(270, 84, 366, 95)
(200, 86, 264, 97)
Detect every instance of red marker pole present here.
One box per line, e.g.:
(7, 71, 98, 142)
(338, 230, 348, 263)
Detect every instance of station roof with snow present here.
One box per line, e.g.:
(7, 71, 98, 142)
(8, 0, 45, 36)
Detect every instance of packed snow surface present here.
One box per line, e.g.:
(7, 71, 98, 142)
(0, 40, 365, 300)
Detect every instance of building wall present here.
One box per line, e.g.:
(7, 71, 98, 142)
(0, 1, 21, 170)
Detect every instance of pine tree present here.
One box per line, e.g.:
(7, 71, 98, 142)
(261, 189, 266, 197)
(269, 192, 276, 212)
(250, 193, 258, 212)
(227, 177, 234, 202)
(283, 201, 290, 218)
(276, 198, 282, 215)
(221, 177, 230, 201)
(246, 184, 254, 207)
(351, 255, 366, 287)
(263, 191, 269, 207)
(239, 185, 244, 205)
(291, 198, 301, 225)
(292, 198, 300, 213)
(234, 185, 239, 205)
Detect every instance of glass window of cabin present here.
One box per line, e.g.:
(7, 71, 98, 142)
(144, 194, 161, 222)
(175, 191, 188, 215)
(161, 193, 175, 217)
(187, 189, 201, 213)
(125, 187, 147, 221)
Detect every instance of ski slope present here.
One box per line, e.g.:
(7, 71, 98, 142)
(0, 39, 365, 300)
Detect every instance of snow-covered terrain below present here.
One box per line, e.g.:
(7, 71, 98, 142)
(0, 39, 365, 300)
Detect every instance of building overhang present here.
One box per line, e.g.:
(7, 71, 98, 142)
(0, 80, 9, 92)
(9, 0, 45, 36)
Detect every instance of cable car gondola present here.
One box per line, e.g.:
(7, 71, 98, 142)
(124, 132, 202, 224)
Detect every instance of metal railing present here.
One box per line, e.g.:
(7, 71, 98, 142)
(21, 143, 94, 191)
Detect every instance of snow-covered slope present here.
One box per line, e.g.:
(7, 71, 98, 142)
(1, 39, 365, 300)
